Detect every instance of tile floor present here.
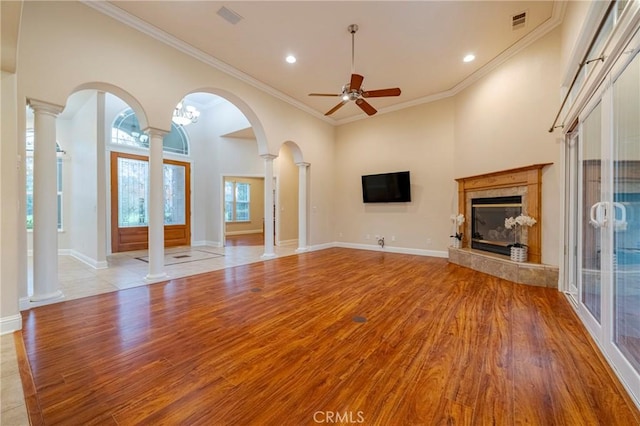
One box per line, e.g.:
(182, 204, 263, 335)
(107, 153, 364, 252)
(1, 243, 298, 425)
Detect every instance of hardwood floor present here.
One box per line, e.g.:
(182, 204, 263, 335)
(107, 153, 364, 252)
(225, 233, 264, 247)
(19, 248, 640, 425)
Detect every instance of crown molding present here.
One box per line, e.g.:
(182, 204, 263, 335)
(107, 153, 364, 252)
(83, 1, 564, 128)
(81, 1, 334, 125)
(337, 1, 566, 125)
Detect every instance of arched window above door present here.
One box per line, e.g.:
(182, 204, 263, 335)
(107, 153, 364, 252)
(111, 108, 190, 156)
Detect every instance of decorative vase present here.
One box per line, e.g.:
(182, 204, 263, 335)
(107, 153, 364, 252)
(452, 238, 461, 249)
(510, 246, 528, 262)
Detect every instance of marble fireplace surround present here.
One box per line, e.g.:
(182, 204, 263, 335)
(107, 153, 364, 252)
(450, 164, 558, 287)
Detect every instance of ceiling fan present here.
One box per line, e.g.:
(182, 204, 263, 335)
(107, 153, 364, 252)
(309, 24, 401, 117)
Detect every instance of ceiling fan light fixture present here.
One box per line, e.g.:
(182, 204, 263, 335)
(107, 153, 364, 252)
(308, 24, 401, 117)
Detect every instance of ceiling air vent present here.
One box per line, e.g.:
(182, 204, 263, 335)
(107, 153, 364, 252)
(512, 11, 527, 30)
(217, 6, 243, 25)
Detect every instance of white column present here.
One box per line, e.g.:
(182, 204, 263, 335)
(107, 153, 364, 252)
(29, 99, 64, 302)
(295, 162, 310, 253)
(262, 154, 277, 258)
(145, 128, 168, 280)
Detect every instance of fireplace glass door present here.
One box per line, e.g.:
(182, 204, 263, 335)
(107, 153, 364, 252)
(471, 196, 521, 256)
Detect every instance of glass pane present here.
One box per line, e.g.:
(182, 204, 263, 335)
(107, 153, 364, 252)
(118, 157, 149, 227)
(236, 183, 250, 202)
(163, 124, 189, 155)
(163, 164, 186, 225)
(225, 202, 233, 222)
(581, 102, 602, 322)
(112, 108, 189, 155)
(26, 156, 33, 193)
(26, 193, 33, 229)
(57, 158, 63, 191)
(112, 110, 149, 148)
(57, 193, 62, 230)
(225, 181, 234, 202)
(236, 202, 250, 221)
(613, 51, 640, 373)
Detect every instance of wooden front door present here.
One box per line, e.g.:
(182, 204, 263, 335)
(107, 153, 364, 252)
(111, 151, 190, 253)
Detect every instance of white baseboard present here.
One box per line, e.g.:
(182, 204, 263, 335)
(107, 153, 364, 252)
(308, 242, 335, 252)
(334, 242, 448, 258)
(70, 250, 108, 269)
(28, 248, 72, 257)
(226, 230, 263, 236)
(0, 314, 22, 334)
(19, 297, 31, 311)
(192, 240, 222, 248)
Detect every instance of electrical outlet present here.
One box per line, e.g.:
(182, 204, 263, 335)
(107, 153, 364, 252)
(426, 238, 432, 245)
(391, 236, 396, 242)
(365, 234, 370, 240)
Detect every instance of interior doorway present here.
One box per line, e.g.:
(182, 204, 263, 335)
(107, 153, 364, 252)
(222, 176, 265, 247)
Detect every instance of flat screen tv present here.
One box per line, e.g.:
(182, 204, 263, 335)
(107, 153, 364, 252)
(361, 171, 411, 203)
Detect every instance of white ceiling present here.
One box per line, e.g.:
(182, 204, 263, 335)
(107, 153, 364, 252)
(98, 1, 560, 123)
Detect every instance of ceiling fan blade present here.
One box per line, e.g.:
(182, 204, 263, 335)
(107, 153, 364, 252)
(309, 93, 341, 97)
(350, 74, 364, 91)
(355, 98, 377, 116)
(325, 100, 348, 116)
(362, 88, 401, 98)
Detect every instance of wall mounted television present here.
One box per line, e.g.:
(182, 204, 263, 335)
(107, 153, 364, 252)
(361, 171, 411, 203)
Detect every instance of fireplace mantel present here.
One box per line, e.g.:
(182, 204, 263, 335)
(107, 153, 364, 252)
(455, 163, 551, 264)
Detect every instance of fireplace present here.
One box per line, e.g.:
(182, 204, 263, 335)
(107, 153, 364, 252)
(455, 163, 550, 264)
(471, 196, 522, 256)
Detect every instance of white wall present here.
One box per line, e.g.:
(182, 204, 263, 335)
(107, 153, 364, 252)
(454, 28, 562, 265)
(68, 93, 100, 263)
(335, 98, 456, 252)
(334, 27, 563, 265)
(559, 1, 593, 83)
(275, 143, 299, 244)
(1, 71, 22, 332)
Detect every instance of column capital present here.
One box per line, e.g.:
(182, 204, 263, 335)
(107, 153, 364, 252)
(144, 127, 169, 139)
(295, 162, 310, 168)
(28, 99, 64, 117)
(261, 154, 278, 161)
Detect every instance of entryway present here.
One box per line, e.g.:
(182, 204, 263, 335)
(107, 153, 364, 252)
(110, 151, 191, 253)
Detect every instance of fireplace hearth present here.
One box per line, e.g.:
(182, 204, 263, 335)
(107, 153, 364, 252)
(471, 196, 522, 256)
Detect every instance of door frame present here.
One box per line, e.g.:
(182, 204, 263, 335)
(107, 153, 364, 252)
(110, 151, 191, 253)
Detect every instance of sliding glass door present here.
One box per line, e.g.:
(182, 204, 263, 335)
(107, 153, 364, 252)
(567, 30, 640, 405)
(612, 50, 640, 378)
(580, 102, 603, 326)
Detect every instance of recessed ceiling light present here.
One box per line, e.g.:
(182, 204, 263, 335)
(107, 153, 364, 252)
(286, 55, 297, 64)
(463, 54, 476, 63)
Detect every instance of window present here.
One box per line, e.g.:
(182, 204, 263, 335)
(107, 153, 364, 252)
(117, 157, 149, 227)
(25, 130, 63, 230)
(111, 108, 189, 155)
(225, 181, 250, 222)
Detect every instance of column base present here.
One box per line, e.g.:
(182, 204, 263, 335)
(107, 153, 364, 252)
(295, 247, 309, 253)
(30, 290, 64, 303)
(145, 272, 168, 282)
(261, 253, 277, 259)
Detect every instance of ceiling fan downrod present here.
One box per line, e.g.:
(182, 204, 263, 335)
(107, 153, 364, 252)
(348, 24, 358, 75)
